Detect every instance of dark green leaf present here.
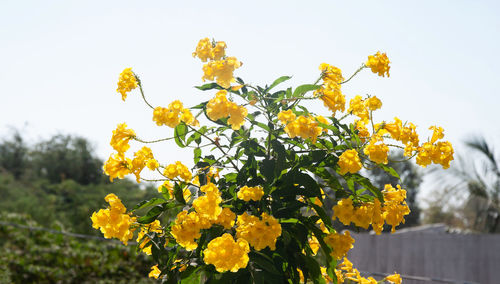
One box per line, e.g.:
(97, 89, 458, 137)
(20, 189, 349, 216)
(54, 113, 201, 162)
(137, 205, 164, 224)
(132, 197, 166, 211)
(292, 84, 321, 98)
(195, 83, 222, 91)
(174, 123, 187, 148)
(265, 76, 292, 93)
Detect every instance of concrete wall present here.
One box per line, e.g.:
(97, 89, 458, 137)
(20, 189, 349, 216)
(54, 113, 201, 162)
(347, 231, 500, 284)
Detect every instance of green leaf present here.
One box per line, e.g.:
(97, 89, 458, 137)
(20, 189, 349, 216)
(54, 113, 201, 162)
(379, 164, 400, 179)
(193, 148, 202, 164)
(353, 174, 383, 200)
(174, 183, 187, 205)
(292, 84, 321, 98)
(132, 197, 166, 211)
(265, 76, 292, 93)
(260, 159, 276, 183)
(195, 82, 222, 91)
(190, 102, 207, 109)
(174, 123, 187, 148)
(137, 205, 164, 224)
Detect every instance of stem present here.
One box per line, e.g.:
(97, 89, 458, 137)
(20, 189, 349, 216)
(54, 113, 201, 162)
(134, 74, 155, 110)
(133, 136, 175, 144)
(187, 126, 239, 171)
(340, 64, 367, 85)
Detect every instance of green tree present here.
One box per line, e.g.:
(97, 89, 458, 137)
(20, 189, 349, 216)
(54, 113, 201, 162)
(30, 134, 104, 184)
(429, 135, 500, 233)
(0, 129, 28, 179)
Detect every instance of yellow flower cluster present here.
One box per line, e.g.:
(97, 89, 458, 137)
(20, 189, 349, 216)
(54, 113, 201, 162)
(348, 95, 382, 123)
(237, 185, 264, 201)
(203, 233, 250, 273)
(137, 220, 162, 255)
(337, 149, 363, 175)
(215, 207, 236, 229)
(163, 161, 192, 181)
(366, 51, 391, 77)
(170, 210, 210, 251)
(383, 184, 411, 232)
(381, 117, 420, 156)
(193, 183, 223, 221)
(333, 185, 410, 233)
(152, 100, 198, 128)
(192, 38, 227, 62)
(335, 258, 401, 284)
(103, 153, 132, 182)
(116, 67, 138, 101)
(315, 63, 346, 115)
(323, 231, 355, 260)
(90, 194, 135, 245)
(281, 114, 326, 143)
(363, 137, 389, 164)
(110, 123, 136, 154)
(416, 126, 454, 169)
(105, 123, 159, 183)
(171, 183, 237, 251)
(194, 39, 241, 89)
(103, 146, 158, 183)
(236, 212, 282, 251)
(206, 90, 248, 130)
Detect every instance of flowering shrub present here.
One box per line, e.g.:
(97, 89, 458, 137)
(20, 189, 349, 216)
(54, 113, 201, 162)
(92, 38, 454, 283)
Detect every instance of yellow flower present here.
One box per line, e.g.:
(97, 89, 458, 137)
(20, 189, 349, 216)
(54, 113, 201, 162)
(333, 198, 355, 226)
(116, 68, 138, 101)
(153, 100, 198, 128)
(365, 96, 382, 111)
(308, 235, 320, 255)
(103, 153, 132, 182)
(193, 189, 223, 221)
(90, 194, 135, 245)
(192, 38, 213, 62)
(192, 38, 227, 62)
(237, 185, 264, 202)
(316, 85, 346, 115)
(319, 63, 344, 85)
(324, 231, 355, 260)
(203, 233, 250, 273)
(148, 265, 161, 279)
(348, 95, 370, 123)
(215, 207, 236, 229)
(170, 210, 209, 251)
(363, 141, 389, 164)
(163, 161, 192, 181)
(430, 125, 445, 143)
(338, 149, 362, 175)
(202, 57, 241, 89)
(236, 212, 282, 251)
(227, 103, 248, 130)
(383, 184, 410, 232)
(130, 146, 155, 182)
(284, 115, 323, 143)
(278, 110, 296, 124)
(110, 123, 135, 154)
(366, 52, 390, 77)
(385, 273, 402, 284)
(206, 90, 247, 129)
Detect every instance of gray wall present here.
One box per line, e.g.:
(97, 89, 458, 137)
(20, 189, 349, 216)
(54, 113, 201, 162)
(347, 232, 500, 284)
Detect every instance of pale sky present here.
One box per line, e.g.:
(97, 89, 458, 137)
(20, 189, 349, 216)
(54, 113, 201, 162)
(1, 1, 500, 199)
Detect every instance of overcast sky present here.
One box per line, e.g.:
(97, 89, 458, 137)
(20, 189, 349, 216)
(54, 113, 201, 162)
(1, 0, 499, 198)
